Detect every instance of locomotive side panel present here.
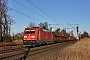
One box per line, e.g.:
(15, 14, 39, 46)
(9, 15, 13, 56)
(39, 30, 53, 44)
(48, 32, 53, 40)
(39, 30, 45, 40)
(39, 30, 53, 40)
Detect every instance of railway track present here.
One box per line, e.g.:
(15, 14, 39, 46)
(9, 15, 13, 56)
(0, 43, 28, 60)
(0, 40, 76, 60)
(25, 41, 77, 60)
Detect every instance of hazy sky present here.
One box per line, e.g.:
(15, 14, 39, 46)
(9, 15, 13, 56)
(8, 0, 90, 35)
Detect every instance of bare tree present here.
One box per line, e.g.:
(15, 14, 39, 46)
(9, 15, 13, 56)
(61, 29, 66, 35)
(28, 21, 37, 28)
(55, 28, 60, 32)
(13, 32, 23, 40)
(38, 22, 43, 29)
(0, 0, 14, 42)
(0, 0, 3, 41)
(38, 22, 48, 30)
(83, 31, 89, 38)
(1, 0, 9, 42)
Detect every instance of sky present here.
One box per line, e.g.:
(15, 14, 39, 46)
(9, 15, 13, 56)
(7, 0, 90, 35)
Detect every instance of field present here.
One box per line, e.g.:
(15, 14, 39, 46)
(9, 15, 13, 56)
(13, 38, 90, 60)
(13, 39, 23, 45)
(55, 38, 90, 60)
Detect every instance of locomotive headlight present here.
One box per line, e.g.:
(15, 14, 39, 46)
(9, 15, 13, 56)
(31, 36, 35, 38)
(24, 36, 27, 38)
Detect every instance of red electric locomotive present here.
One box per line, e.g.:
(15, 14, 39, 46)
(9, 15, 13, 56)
(23, 27, 53, 46)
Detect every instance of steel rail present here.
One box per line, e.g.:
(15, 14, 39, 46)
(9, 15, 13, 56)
(0, 43, 18, 47)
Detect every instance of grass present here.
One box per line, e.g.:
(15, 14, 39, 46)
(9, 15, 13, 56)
(13, 38, 90, 60)
(13, 39, 23, 45)
(54, 38, 90, 60)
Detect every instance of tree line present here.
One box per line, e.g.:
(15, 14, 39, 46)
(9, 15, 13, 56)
(13, 22, 90, 40)
(0, 0, 14, 42)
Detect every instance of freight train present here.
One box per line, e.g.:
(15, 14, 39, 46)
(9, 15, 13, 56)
(23, 27, 77, 46)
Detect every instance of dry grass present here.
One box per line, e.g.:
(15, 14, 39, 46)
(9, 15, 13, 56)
(13, 39, 23, 45)
(55, 38, 90, 60)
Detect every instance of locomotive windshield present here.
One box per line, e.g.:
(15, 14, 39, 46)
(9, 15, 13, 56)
(25, 30, 35, 34)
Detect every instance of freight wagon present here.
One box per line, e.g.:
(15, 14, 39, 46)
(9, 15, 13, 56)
(52, 32, 65, 42)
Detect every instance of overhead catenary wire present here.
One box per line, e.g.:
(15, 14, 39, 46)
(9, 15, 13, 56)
(37, 0, 66, 28)
(13, 0, 51, 22)
(37, 0, 66, 29)
(11, 0, 67, 29)
(38, 0, 62, 25)
(26, 0, 58, 24)
(13, 0, 65, 28)
(43, 0, 67, 28)
(38, 0, 54, 16)
(9, 7, 42, 22)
